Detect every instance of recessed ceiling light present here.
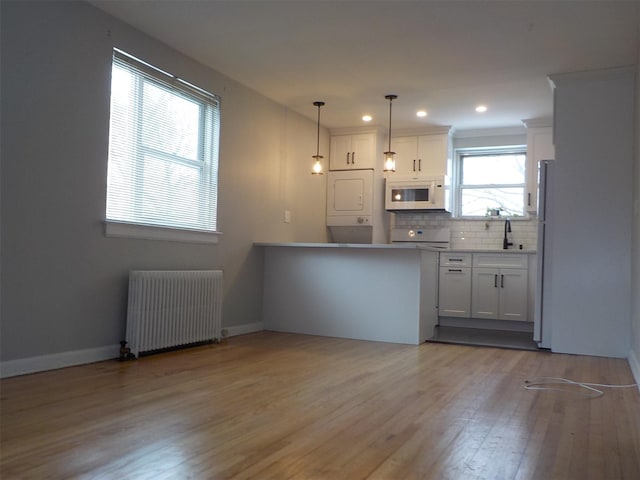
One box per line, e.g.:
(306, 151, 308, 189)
(475, 105, 488, 113)
(362, 114, 372, 122)
(416, 110, 427, 118)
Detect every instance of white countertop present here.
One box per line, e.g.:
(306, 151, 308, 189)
(255, 242, 425, 250)
(255, 242, 536, 253)
(443, 248, 537, 254)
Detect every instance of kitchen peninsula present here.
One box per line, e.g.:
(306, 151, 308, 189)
(257, 243, 439, 345)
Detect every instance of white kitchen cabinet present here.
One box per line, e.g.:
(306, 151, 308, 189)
(438, 252, 530, 322)
(523, 119, 554, 214)
(439, 266, 471, 317)
(438, 253, 472, 317)
(392, 136, 420, 176)
(471, 267, 528, 321)
(391, 128, 451, 178)
(330, 133, 377, 170)
(471, 253, 528, 321)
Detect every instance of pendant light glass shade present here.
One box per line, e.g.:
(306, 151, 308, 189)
(311, 101, 325, 175)
(383, 94, 397, 172)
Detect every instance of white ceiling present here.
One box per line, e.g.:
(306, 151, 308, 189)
(91, 1, 639, 132)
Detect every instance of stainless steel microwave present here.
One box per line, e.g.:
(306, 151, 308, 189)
(385, 176, 450, 212)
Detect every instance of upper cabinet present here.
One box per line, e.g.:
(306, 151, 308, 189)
(523, 119, 555, 214)
(391, 127, 452, 179)
(329, 130, 381, 170)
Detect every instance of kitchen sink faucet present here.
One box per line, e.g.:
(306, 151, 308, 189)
(503, 219, 513, 249)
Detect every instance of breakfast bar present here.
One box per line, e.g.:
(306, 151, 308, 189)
(257, 243, 440, 345)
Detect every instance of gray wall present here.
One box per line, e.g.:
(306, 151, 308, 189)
(632, 48, 640, 374)
(0, 1, 328, 362)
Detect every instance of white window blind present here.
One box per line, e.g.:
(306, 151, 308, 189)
(106, 49, 220, 235)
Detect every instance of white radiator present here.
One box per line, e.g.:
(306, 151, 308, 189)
(125, 270, 223, 358)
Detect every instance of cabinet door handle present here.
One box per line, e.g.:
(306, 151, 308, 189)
(352, 152, 355, 164)
(528, 192, 531, 207)
(494, 274, 498, 288)
(346, 152, 351, 164)
(448, 269, 463, 273)
(501, 274, 505, 288)
(413, 159, 416, 171)
(418, 159, 422, 171)
(449, 258, 463, 262)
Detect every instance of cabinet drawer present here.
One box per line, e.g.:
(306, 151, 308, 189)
(440, 252, 472, 267)
(472, 253, 527, 269)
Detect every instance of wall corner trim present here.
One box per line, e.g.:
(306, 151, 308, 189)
(222, 322, 265, 338)
(0, 344, 120, 379)
(628, 348, 640, 392)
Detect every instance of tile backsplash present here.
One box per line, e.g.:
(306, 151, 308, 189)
(393, 213, 538, 250)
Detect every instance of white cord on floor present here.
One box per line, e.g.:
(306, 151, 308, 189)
(524, 376, 638, 398)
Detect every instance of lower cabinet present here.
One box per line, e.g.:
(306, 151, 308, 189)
(438, 266, 471, 317)
(471, 268, 528, 320)
(438, 252, 530, 322)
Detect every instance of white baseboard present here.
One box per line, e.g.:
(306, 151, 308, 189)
(0, 344, 120, 379)
(0, 323, 265, 378)
(628, 348, 640, 392)
(222, 322, 264, 338)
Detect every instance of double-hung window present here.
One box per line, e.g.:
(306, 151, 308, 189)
(106, 49, 220, 242)
(455, 147, 526, 217)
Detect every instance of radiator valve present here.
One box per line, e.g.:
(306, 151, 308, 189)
(119, 340, 136, 361)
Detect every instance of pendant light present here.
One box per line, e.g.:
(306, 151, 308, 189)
(383, 94, 397, 172)
(311, 101, 325, 175)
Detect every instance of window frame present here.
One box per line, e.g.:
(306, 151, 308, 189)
(452, 145, 527, 218)
(105, 49, 221, 243)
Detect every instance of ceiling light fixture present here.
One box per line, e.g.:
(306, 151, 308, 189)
(362, 114, 372, 122)
(416, 110, 427, 118)
(383, 94, 397, 172)
(311, 101, 325, 175)
(475, 105, 488, 113)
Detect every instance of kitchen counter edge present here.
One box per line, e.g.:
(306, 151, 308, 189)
(254, 242, 536, 253)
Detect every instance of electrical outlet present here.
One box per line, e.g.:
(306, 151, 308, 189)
(284, 210, 291, 223)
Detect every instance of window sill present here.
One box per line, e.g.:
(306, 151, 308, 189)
(105, 221, 221, 244)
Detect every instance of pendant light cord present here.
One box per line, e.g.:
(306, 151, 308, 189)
(384, 94, 397, 159)
(313, 101, 324, 158)
(316, 103, 321, 157)
(387, 97, 393, 152)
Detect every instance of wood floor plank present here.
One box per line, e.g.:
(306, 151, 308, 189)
(1, 332, 639, 479)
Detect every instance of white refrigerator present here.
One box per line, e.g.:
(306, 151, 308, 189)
(534, 160, 553, 349)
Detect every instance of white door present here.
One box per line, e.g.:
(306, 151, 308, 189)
(417, 134, 448, 177)
(499, 268, 528, 321)
(438, 266, 471, 317)
(329, 135, 353, 170)
(472, 267, 499, 319)
(392, 136, 419, 177)
(350, 134, 376, 169)
(326, 170, 373, 223)
(334, 178, 365, 212)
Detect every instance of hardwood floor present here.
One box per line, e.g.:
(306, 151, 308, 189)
(1, 331, 639, 479)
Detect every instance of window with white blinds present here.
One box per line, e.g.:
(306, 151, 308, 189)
(106, 49, 220, 240)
